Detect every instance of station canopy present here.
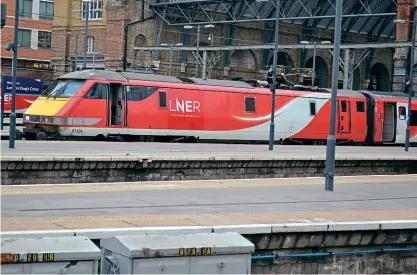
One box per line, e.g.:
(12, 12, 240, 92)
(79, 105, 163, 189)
(150, 0, 398, 39)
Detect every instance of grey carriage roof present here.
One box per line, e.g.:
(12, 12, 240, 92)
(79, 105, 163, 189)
(58, 70, 255, 89)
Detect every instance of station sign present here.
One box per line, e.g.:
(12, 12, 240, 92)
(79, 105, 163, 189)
(1, 76, 43, 96)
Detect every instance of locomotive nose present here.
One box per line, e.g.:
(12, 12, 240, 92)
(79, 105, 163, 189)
(24, 96, 70, 117)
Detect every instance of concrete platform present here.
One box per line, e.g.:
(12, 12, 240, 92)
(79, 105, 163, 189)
(2, 175, 416, 232)
(1, 140, 416, 159)
(1, 126, 24, 138)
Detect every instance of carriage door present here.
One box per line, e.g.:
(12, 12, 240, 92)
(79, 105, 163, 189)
(338, 100, 351, 133)
(395, 103, 408, 144)
(108, 83, 127, 128)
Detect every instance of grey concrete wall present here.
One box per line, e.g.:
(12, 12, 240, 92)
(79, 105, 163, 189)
(2, 157, 417, 185)
(246, 229, 417, 274)
(2, 222, 416, 274)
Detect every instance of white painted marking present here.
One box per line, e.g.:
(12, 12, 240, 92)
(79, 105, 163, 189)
(314, 218, 334, 223)
(289, 218, 335, 224)
(2, 174, 416, 188)
(2, 220, 417, 239)
(290, 218, 312, 223)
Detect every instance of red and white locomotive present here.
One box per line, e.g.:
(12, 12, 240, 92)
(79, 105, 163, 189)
(23, 70, 417, 145)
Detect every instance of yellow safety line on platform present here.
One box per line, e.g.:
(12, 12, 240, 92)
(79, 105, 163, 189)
(1, 175, 416, 196)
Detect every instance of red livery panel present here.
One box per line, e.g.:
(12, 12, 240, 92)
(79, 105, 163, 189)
(23, 70, 417, 145)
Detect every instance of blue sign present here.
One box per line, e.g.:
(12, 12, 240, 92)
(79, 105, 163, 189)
(1, 76, 43, 95)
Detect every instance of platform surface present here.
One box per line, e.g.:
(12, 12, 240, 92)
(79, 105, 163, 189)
(1, 140, 416, 159)
(2, 175, 416, 231)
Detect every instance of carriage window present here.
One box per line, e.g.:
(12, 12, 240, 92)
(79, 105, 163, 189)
(159, 91, 167, 108)
(411, 111, 417, 126)
(125, 86, 158, 101)
(399, 106, 406, 120)
(245, 97, 256, 112)
(85, 83, 108, 99)
(341, 101, 347, 112)
(356, 101, 365, 112)
(309, 101, 316, 116)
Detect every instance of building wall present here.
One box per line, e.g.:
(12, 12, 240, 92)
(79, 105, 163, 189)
(392, 0, 417, 93)
(246, 229, 417, 274)
(51, 0, 143, 77)
(1, 0, 54, 79)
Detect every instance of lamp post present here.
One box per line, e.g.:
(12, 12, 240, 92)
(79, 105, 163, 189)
(394, 9, 416, 152)
(183, 24, 214, 78)
(7, 0, 20, 148)
(73, 0, 90, 70)
(161, 43, 184, 76)
(256, 0, 280, 151)
(300, 40, 331, 86)
(324, 0, 343, 191)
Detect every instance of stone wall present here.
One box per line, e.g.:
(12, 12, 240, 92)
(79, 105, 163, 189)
(246, 229, 417, 274)
(2, 157, 417, 185)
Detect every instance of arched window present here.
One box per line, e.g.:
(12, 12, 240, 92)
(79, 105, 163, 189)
(230, 50, 256, 70)
(87, 36, 95, 53)
(134, 34, 147, 47)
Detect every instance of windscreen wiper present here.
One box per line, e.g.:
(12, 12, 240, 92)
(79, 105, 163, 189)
(52, 83, 69, 99)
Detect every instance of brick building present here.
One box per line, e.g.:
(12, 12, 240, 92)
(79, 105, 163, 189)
(125, 0, 417, 93)
(51, 0, 416, 93)
(51, 0, 138, 77)
(1, 0, 54, 80)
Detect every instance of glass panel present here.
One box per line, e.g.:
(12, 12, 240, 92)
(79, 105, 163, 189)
(38, 31, 51, 50)
(19, 0, 33, 18)
(39, 1, 54, 20)
(18, 29, 31, 48)
(399, 106, 406, 120)
(81, 0, 103, 19)
(42, 80, 85, 97)
(125, 86, 158, 101)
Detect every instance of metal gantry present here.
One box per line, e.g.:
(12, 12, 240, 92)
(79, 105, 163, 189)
(149, 0, 397, 39)
(134, 41, 414, 52)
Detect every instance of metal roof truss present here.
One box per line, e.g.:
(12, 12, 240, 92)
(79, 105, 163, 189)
(134, 41, 413, 51)
(150, 0, 398, 38)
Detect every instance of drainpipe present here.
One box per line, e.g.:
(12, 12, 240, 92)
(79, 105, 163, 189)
(251, 247, 417, 260)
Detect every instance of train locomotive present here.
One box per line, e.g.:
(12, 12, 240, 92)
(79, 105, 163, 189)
(22, 70, 417, 145)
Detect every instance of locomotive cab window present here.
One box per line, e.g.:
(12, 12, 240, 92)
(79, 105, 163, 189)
(399, 106, 406, 120)
(159, 91, 167, 108)
(41, 80, 85, 98)
(245, 97, 256, 112)
(309, 101, 316, 116)
(356, 101, 365, 112)
(85, 83, 108, 99)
